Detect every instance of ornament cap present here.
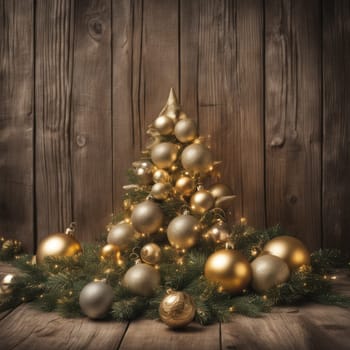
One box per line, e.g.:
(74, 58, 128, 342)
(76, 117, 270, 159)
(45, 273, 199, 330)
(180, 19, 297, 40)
(65, 222, 76, 235)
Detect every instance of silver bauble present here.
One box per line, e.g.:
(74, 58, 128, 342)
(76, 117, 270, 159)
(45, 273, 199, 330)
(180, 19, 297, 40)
(107, 222, 134, 249)
(181, 143, 213, 173)
(131, 200, 164, 234)
(167, 215, 200, 249)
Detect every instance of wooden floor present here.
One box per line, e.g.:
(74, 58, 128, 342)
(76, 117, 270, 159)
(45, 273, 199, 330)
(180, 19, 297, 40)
(1, 264, 350, 350)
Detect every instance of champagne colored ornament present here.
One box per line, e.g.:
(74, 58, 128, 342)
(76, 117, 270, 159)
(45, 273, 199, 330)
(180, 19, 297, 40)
(159, 290, 196, 328)
(190, 189, 215, 214)
(107, 222, 134, 249)
(151, 182, 172, 200)
(0, 273, 15, 296)
(100, 244, 121, 263)
(158, 88, 181, 120)
(174, 118, 197, 143)
(153, 169, 171, 183)
(131, 200, 164, 234)
(167, 214, 200, 249)
(175, 175, 195, 197)
(263, 236, 310, 270)
(154, 115, 174, 135)
(206, 220, 231, 243)
(79, 280, 114, 319)
(123, 262, 160, 296)
(204, 248, 252, 294)
(36, 224, 82, 264)
(181, 143, 213, 174)
(151, 142, 178, 169)
(140, 243, 161, 265)
(251, 255, 290, 293)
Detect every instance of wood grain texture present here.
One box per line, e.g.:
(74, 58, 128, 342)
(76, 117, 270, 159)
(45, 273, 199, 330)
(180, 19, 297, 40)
(0, 0, 34, 251)
(71, 0, 112, 241)
(265, 0, 322, 250)
(322, 0, 350, 251)
(181, 0, 265, 227)
(35, 0, 74, 241)
(119, 319, 220, 350)
(0, 304, 128, 350)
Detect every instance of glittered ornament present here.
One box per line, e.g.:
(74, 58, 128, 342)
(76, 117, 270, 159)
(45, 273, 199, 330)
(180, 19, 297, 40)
(181, 143, 213, 174)
(175, 175, 195, 197)
(100, 244, 122, 264)
(107, 222, 134, 249)
(251, 255, 290, 293)
(167, 214, 200, 249)
(79, 280, 114, 319)
(204, 248, 252, 294)
(206, 220, 231, 243)
(154, 115, 174, 135)
(131, 200, 164, 234)
(36, 224, 82, 264)
(174, 118, 197, 143)
(123, 262, 160, 297)
(263, 236, 310, 270)
(153, 169, 171, 183)
(0, 273, 15, 296)
(190, 189, 215, 215)
(159, 290, 196, 328)
(151, 142, 178, 169)
(151, 182, 172, 200)
(140, 243, 161, 265)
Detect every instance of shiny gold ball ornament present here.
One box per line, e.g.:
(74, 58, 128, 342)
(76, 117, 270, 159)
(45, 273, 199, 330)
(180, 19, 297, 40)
(204, 249, 252, 294)
(167, 214, 200, 249)
(175, 176, 195, 197)
(154, 115, 174, 135)
(123, 262, 160, 296)
(36, 225, 82, 264)
(159, 290, 196, 328)
(206, 220, 231, 243)
(100, 244, 121, 263)
(151, 142, 178, 169)
(190, 189, 215, 215)
(131, 200, 164, 234)
(263, 236, 310, 270)
(79, 280, 114, 319)
(140, 243, 161, 265)
(251, 254, 290, 293)
(181, 143, 213, 174)
(174, 118, 197, 143)
(107, 222, 134, 249)
(0, 273, 15, 296)
(151, 182, 172, 200)
(153, 169, 170, 183)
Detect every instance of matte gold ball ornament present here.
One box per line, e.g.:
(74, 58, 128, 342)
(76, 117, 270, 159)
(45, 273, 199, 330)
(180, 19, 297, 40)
(36, 223, 82, 264)
(151, 182, 172, 200)
(175, 175, 195, 197)
(131, 200, 164, 234)
(181, 143, 213, 174)
(100, 244, 122, 264)
(140, 243, 161, 265)
(190, 189, 215, 215)
(154, 115, 174, 135)
(153, 169, 171, 183)
(123, 261, 161, 297)
(174, 118, 197, 143)
(204, 248, 252, 294)
(151, 142, 178, 169)
(107, 222, 134, 249)
(263, 236, 310, 270)
(167, 214, 201, 249)
(0, 273, 16, 296)
(159, 290, 196, 328)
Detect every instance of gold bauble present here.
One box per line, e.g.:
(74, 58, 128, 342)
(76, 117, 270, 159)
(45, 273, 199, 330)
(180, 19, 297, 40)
(209, 183, 233, 200)
(153, 169, 170, 183)
(36, 228, 82, 264)
(159, 290, 196, 328)
(151, 142, 178, 169)
(167, 214, 200, 249)
(190, 189, 215, 215)
(174, 118, 197, 143)
(206, 221, 231, 243)
(175, 176, 195, 197)
(131, 200, 164, 234)
(251, 255, 290, 293)
(140, 243, 161, 265)
(0, 273, 15, 296)
(100, 244, 121, 263)
(204, 249, 252, 294)
(107, 222, 134, 249)
(123, 263, 160, 297)
(263, 236, 310, 270)
(151, 182, 172, 200)
(181, 143, 213, 173)
(154, 115, 174, 135)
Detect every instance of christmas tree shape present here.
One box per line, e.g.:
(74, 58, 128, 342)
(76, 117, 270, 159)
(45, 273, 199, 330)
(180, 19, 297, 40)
(1, 89, 350, 329)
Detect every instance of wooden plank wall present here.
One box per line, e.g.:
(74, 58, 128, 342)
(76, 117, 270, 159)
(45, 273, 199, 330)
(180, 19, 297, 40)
(0, 0, 349, 253)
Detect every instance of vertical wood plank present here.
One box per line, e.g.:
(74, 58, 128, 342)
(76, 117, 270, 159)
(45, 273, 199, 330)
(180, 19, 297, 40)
(35, 0, 74, 241)
(71, 0, 112, 241)
(265, 0, 322, 250)
(323, 0, 350, 251)
(181, 0, 265, 227)
(0, 0, 34, 251)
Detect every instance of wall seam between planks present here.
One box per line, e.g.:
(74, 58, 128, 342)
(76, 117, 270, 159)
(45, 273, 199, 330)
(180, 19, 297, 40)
(33, 0, 37, 254)
(115, 322, 130, 350)
(320, 0, 324, 248)
(263, 0, 267, 228)
(178, 0, 181, 102)
(111, 0, 114, 211)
